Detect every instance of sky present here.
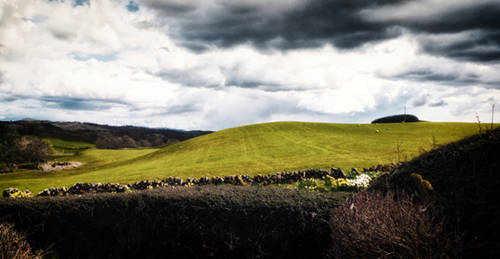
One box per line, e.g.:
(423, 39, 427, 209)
(1, 0, 499, 131)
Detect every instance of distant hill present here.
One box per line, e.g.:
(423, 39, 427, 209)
(0, 120, 213, 144)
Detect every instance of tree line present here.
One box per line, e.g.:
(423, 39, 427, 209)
(371, 114, 419, 124)
(0, 121, 51, 171)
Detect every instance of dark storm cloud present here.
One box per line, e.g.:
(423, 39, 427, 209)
(149, 68, 221, 88)
(157, 105, 200, 115)
(140, 0, 500, 63)
(0, 92, 26, 103)
(390, 68, 484, 85)
(141, 0, 406, 52)
(410, 4, 500, 63)
(398, 2, 500, 34)
(429, 100, 448, 107)
(0, 93, 130, 112)
(181, 42, 213, 54)
(367, 1, 500, 62)
(0, 96, 16, 103)
(140, 0, 199, 15)
(412, 94, 428, 107)
(417, 32, 500, 63)
(41, 96, 127, 111)
(220, 63, 285, 91)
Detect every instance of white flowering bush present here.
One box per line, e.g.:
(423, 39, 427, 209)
(347, 174, 372, 188)
(289, 170, 383, 193)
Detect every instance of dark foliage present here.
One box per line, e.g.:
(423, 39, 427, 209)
(0, 186, 346, 259)
(371, 114, 419, 124)
(18, 121, 44, 137)
(369, 127, 500, 258)
(0, 125, 50, 171)
(327, 190, 463, 259)
(0, 222, 45, 259)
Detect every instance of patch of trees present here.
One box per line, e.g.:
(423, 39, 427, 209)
(94, 132, 178, 149)
(0, 121, 51, 171)
(371, 114, 419, 124)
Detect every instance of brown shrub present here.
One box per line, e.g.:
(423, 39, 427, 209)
(326, 190, 463, 259)
(0, 222, 46, 259)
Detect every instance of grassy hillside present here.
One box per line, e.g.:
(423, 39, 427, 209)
(0, 122, 486, 193)
(45, 137, 95, 154)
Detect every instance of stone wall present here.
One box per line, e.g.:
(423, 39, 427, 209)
(31, 163, 398, 197)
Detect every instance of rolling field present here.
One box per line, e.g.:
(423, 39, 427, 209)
(45, 137, 95, 154)
(0, 122, 488, 193)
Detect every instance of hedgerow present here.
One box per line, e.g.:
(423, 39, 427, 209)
(0, 185, 347, 259)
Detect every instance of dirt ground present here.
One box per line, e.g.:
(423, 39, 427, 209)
(39, 162, 82, 172)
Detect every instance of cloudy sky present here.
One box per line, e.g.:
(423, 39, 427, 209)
(1, 0, 499, 130)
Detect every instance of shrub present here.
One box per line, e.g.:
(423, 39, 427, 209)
(326, 190, 463, 259)
(0, 222, 46, 259)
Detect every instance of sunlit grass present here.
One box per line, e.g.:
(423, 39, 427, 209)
(44, 137, 95, 154)
(44, 138, 95, 149)
(0, 122, 490, 194)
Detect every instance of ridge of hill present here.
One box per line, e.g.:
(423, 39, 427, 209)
(0, 120, 213, 143)
(370, 127, 500, 258)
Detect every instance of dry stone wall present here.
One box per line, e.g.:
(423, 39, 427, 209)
(30, 163, 398, 197)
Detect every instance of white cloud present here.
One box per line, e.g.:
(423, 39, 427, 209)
(0, 0, 499, 130)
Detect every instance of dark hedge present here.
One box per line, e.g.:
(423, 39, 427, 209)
(371, 114, 419, 124)
(0, 186, 347, 259)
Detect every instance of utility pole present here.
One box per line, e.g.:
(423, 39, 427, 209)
(492, 104, 496, 130)
(404, 106, 406, 122)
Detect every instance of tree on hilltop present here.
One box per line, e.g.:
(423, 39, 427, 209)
(371, 114, 419, 124)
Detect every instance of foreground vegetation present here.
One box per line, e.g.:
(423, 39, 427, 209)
(0, 122, 485, 194)
(370, 126, 500, 258)
(1, 123, 499, 258)
(0, 186, 348, 258)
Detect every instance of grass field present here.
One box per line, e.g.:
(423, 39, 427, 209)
(0, 122, 490, 194)
(45, 137, 95, 154)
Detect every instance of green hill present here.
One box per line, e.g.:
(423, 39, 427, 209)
(0, 122, 486, 193)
